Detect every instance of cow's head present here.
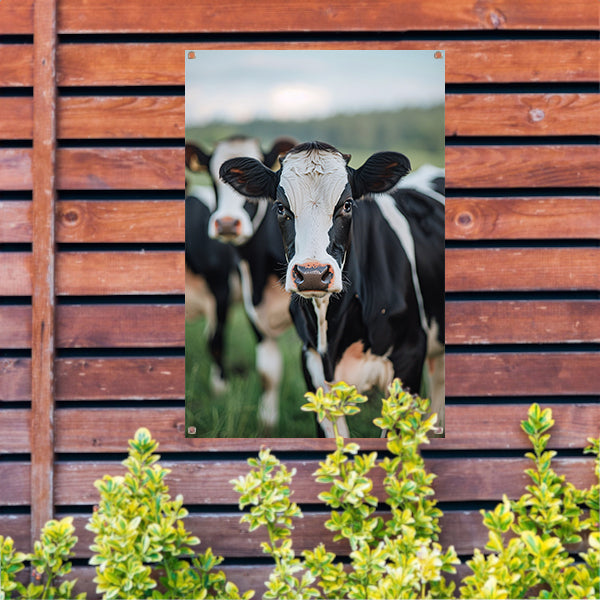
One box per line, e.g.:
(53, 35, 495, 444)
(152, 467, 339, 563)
(220, 141, 411, 298)
(185, 136, 296, 245)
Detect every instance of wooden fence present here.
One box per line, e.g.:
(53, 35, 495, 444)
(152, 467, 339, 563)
(0, 0, 598, 596)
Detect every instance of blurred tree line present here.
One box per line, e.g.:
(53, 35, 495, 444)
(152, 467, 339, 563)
(186, 104, 444, 171)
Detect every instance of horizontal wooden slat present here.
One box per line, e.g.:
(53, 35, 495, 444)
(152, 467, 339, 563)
(0, 0, 33, 34)
(0, 357, 183, 401)
(56, 41, 600, 86)
(0, 98, 33, 139)
(0, 304, 184, 349)
(0, 45, 33, 86)
(55, 357, 183, 400)
(0, 201, 32, 242)
(49, 456, 595, 505)
(57, 96, 185, 139)
(0, 149, 32, 190)
(55, 0, 598, 33)
(51, 403, 600, 452)
(0, 305, 31, 348)
(446, 248, 599, 291)
(0, 253, 32, 296)
(446, 197, 600, 240)
(446, 93, 600, 137)
(56, 251, 184, 295)
(0, 409, 30, 453)
(447, 352, 600, 396)
(446, 145, 599, 188)
(3, 456, 596, 506)
(56, 200, 184, 242)
(446, 300, 600, 344)
(56, 148, 183, 190)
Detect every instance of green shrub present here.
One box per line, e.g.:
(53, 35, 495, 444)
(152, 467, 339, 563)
(233, 380, 599, 599)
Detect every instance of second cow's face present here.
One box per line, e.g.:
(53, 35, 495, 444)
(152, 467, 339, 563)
(220, 141, 411, 299)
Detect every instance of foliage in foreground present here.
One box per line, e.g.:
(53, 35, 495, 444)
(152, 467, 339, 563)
(232, 381, 599, 599)
(1, 383, 598, 599)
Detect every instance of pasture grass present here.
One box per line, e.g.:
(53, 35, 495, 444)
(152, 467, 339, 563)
(185, 304, 384, 438)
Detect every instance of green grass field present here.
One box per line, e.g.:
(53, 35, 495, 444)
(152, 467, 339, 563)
(185, 304, 386, 438)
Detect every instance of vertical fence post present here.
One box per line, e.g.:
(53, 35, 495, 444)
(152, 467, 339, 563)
(31, 0, 58, 549)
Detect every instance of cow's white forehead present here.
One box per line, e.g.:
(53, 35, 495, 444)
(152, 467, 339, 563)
(210, 138, 263, 180)
(279, 149, 349, 215)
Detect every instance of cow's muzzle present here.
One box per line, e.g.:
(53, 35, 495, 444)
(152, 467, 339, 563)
(292, 262, 334, 293)
(214, 216, 242, 240)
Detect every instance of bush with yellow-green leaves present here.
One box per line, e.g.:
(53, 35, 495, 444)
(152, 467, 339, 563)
(1, 382, 598, 599)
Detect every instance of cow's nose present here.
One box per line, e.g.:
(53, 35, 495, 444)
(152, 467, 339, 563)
(292, 262, 334, 292)
(215, 217, 241, 238)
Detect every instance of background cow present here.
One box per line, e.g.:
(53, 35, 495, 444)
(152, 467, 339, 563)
(185, 136, 296, 432)
(220, 141, 445, 437)
(185, 182, 239, 392)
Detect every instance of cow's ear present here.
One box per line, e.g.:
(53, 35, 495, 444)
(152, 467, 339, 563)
(263, 137, 297, 168)
(185, 143, 211, 172)
(220, 157, 279, 199)
(349, 152, 411, 198)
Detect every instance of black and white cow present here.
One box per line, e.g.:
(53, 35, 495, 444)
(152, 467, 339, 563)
(220, 141, 445, 437)
(185, 136, 296, 432)
(185, 182, 239, 392)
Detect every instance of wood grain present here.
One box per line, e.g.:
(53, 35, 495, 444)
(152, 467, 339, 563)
(0, 149, 32, 190)
(56, 41, 600, 86)
(0, 45, 34, 86)
(0, 306, 31, 349)
(446, 300, 600, 344)
(55, 357, 183, 400)
(0, 409, 30, 453)
(446, 93, 600, 137)
(57, 96, 184, 139)
(446, 248, 600, 292)
(446, 197, 600, 240)
(48, 456, 595, 506)
(0, 0, 34, 34)
(0, 201, 32, 242)
(446, 145, 600, 188)
(55, 0, 598, 33)
(447, 352, 600, 396)
(0, 98, 33, 139)
(56, 251, 184, 295)
(56, 148, 183, 190)
(56, 200, 184, 243)
(1, 253, 32, 296)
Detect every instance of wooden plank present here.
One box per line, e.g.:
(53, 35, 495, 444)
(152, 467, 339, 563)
(51, 457, 596, 506)
(55, 304, 185, 347)
(446, 197, 600, 240)
(446, 145, 600, 189)
(2, 462, 30, 506)
(447, 352, 600, 397)
(446, 94, 600, 137)
(0, 409, 30, 453)
(446, 248, 600, 292)
(56, 0, 598, 33)
(0, 253, 32, 296)
(446, 300, 600, 344)
(57, 97, 184, 139)
(0, 45, 34, 86)
(56, 200, 184, 243)
(0, 306, 32, 349)
(0, 201, 32, 242)
(56, 148, 183, 190)
(0, 98, 33, 139)
(0, 0, 34, 34)
(56, 41, 600, 86)
(31, 0, 58, 547)
(55, 357, 183, 400)
(0, 149, 33, 190)
(56, 251, 184, 295)
(0, 359, 31, 401)
(50, 403, 600, 453)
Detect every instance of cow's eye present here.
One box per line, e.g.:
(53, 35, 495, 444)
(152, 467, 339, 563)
(275, 202, 286, 216)
(343, 200, 353, 213)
